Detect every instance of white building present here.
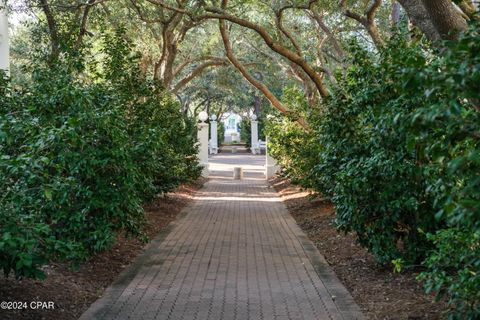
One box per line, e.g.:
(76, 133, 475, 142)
(222, 112, 242, 143)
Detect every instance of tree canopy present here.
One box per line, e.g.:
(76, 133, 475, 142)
(8, 0, 473, 119)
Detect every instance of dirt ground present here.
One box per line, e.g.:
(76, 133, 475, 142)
(270, 176, 447, 320)
(1, 176, 448, 320)
(0, 179, 205, 320)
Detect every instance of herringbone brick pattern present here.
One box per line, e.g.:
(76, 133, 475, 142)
(80, 154, 363, 320)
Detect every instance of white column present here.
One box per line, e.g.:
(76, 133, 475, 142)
(251, 119, 259, 154)
(197, 112, 209, 177)
(210, 115, 218, 154)
(0, 1, 9, 73)
(265, 136, 280, 179)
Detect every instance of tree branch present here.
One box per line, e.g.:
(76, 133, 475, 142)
(173, 55, 220, 78)
(219, 17, 309, 130)
(275, 2, 318, 56)
(144, 0, 188, 14)
(172, 58, 228, 93)
(38, 0, 60, 60)
(142, 0, 330, 99)
(76, 0, 106, 47)
(308, 9, 345, 60)
(366, 0, 382, 23)
(339, 0, 384, 47)
(457, 0, 477, 19)
(130, 0, 165, 23)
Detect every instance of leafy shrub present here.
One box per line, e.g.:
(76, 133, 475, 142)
(240, 117, 252, 147)
(241, 113, 266, 149)
(312, 41, 438, 264)
(265, 88, 322, 187)
(412, 24, 480, 319)
(266, 23, 479, 318)
(217, 120, 225, 146)
(0, 30, 200, 279)
(418, 229, 480, 319)
(1, 68, 141, 276)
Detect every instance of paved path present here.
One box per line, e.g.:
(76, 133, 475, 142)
(80, 154, 363, 320)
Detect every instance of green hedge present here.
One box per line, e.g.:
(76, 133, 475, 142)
(0, 30, 200, 279)
(266, 23, 479, 318)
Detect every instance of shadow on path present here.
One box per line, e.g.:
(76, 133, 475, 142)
(80, 154, 364, 320)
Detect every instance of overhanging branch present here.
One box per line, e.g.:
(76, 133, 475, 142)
(172, 58, 229, 93)
(140, 0, 330, 99)
(219, 16, 309, 130)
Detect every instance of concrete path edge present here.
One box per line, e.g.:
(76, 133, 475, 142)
(277, 208, 364, 319)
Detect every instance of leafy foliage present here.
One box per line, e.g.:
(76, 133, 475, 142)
(266, 23, 480, 318)
(240, 115, 266, 148)
(265, 87, 322, 188)
(0, 30, 200, 279)
(217, 120, 225, 145)
(412, 24, 480, 319)
(240, 117, 252, 147)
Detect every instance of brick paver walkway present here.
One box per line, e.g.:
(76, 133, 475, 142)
(80, 154, 363, 320)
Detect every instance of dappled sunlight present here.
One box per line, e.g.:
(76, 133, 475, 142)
(208, 153, 267, 180)
(207, 174, 266, 181)
(193, 190, 280, 201)
(193, 195, 281, 202)
(279, 190, 312, 201)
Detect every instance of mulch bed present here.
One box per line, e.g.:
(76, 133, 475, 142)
(271, 176, 447, 320)
(0, 178, 206, 320)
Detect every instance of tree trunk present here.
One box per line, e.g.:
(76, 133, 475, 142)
(391, 1, 401, 27)
(397, 0, 440, 41)
(366, 24, 384, 47)
(421, 0, 468, 40)
(253, 96, 261, 116)
(160, 37, 177, 88)
(38, 0, 60, 60)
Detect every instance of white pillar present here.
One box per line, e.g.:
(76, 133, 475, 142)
(197, 112, 209, 178)
(210, 115, 218, 154)
(0, 1, 9, 73)
(251, 119, 259, 154)
(265, 136, 280, 179)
